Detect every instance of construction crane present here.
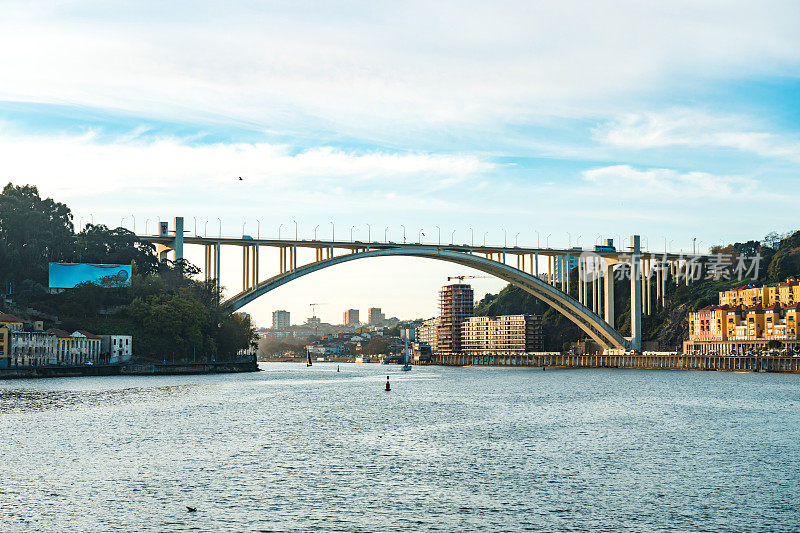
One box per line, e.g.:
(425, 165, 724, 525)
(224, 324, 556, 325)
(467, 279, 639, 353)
(447, 275, 491, 282)
(309, 302, 326, 318)
(309, 303, 326, 338)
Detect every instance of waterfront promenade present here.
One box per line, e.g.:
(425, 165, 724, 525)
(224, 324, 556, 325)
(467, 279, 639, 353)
(433, 352, 800, 372)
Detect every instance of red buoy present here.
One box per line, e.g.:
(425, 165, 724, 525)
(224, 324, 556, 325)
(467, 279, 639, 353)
(385, 376, 391, 391)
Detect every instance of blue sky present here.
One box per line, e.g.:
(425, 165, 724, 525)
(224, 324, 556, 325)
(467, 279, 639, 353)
(1, 0, 799, 326)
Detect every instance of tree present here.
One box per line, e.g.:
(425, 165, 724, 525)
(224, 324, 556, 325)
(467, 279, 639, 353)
(74, 224, 159, 274)
(767, 230, 800, 283)
(0, 183, 75, 288)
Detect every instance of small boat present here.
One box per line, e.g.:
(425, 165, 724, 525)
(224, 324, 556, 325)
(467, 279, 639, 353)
(306, 348, 312, 367)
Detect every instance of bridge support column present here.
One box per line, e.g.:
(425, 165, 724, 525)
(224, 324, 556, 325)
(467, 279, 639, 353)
(647, 258, 652, 315)
(605, 263, 615, 327)
(253, 245, 259, 288)
(173, 217, 184, 262)
(533, 253, 538, 277)
(630, 235, 642, 352)
(213, 241, 220, 289)
(204, 244, 210, 281)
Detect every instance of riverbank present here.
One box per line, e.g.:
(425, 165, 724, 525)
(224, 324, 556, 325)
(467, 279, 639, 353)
(0, 360, 260, 379)
(434, 352, 800, 373)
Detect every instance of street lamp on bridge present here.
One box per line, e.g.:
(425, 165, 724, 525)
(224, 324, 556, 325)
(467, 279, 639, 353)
(435, 225, 441, 246)
(470, 227, 474, 247)
(546, 233, 551, 248)
(293, 220, 298, 240)
(314, 224, 320, 240)
(366, 223, 371, 242)
(401, 225, 406, 244)
(278, 223, 283, 240)
(483, 231, 488, 246)
(384, 226, 389, 242)
(451, 229, 456, 245)
(217, 218, 221, 238)
(330, 221, 334, 241)
(350, 225, 355, 242)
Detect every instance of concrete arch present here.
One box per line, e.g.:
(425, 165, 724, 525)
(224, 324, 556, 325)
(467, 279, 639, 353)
(223, 247, 630, 351)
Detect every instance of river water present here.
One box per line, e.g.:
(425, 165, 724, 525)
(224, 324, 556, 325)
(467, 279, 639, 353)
(1, 363, 799, 532)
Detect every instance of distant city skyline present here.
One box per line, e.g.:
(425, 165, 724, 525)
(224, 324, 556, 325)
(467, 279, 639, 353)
(2, 1, 799, 326)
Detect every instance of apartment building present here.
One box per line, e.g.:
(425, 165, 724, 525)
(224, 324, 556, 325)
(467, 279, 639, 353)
(462, 315, 543, 355)
(437, 284, 473, 354)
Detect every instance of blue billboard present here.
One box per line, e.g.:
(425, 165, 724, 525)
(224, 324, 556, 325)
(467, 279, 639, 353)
(48, 263, 132, 289)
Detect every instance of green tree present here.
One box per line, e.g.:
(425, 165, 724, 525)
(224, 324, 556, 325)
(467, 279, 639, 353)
(0, 183, 75, 288)
(74, 223, 159, 274)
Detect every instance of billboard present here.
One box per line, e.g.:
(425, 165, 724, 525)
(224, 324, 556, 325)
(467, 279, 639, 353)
(48, 263, 132, 289)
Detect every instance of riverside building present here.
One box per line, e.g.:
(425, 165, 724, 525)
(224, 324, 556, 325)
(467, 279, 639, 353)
(461, 315, 543, 355)
(437, 284, 474, 354)
(686, 281, 800, 353)
(417, 317, 439, 353)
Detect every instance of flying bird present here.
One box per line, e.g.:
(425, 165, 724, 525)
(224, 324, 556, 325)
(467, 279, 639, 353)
(238, 176, 243, 181)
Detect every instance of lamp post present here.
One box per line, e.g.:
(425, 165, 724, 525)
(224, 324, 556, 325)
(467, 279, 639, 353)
(330, 221, 335, 241)
(567, 231, 571, 248)
(257, 220, 261, 239)
(145, 218, 150, 235)
(451, 230, 456, 245)
(366, 223, 371, 243)
(535, 230, 540, 248)
(546, 233, 551, 248)
(401, 225, 406, 243)
(350, 225, 355, 242)
(470, 227, 474, 247)
(515, 232, 520, 247)
(483, 231, 488, 246)
(576, 235, 582, 248)
(242, 221, 246, 236)
(418, 229, 424, 243)
(314, 224, 320, 240)
(193, 217, 197, 236)
(293, 220, 298, 240)
(217, 218, 222, 238)
(384, 226, 389, 242)
(131, 214, 136, 233)
(204, 220, 209, 238)
(435, 225, 441, 246)
(278, 223, 283, 240)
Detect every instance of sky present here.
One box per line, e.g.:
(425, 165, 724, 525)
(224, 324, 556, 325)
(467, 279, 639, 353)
(1, 1, 799, 326)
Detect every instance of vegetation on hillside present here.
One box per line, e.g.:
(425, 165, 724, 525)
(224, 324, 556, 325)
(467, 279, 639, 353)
(0, 183, 256, 362)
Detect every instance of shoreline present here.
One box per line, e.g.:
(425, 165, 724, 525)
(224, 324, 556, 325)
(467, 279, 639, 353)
(0, 360, 260, 380)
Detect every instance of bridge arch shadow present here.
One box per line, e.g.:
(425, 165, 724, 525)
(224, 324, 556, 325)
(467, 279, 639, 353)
(223, 247, 629, 351)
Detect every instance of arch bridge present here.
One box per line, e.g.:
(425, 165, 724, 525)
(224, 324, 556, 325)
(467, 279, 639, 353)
(141, 217, 706, 352)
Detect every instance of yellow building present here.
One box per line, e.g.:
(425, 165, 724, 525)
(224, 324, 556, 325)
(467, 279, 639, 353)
(718, 281, 800, 308)
(0, 326, 9, 367)
(0, 314, 24, 332)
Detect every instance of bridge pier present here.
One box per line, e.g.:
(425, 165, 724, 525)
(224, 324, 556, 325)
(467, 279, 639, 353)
(630, 235, 642, 352)
(604, 263, 614, 327)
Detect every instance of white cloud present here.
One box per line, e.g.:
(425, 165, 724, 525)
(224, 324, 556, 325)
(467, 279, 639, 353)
(597, 110, 800, 162)
(0, 127, 492, 217)
(582, 164, 761, 199)
(1, 1, 800, 136)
